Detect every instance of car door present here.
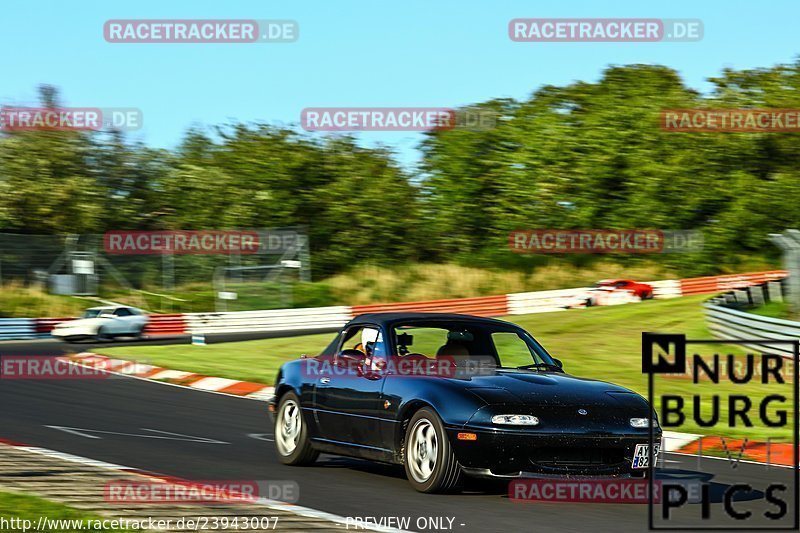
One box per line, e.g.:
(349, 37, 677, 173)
(127, 308, 149, 333)
(111, 307, 137, 334)
(314, 325, 389, 451)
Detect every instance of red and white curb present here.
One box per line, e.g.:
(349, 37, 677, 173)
(67, 352, 274, 401)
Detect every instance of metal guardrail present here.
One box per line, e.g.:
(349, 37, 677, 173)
(143, 314, 187, 335)
(0, 270, 788, 341)
(507, 288, 587, 315)
(184, 306, 351, 334)
(704, 279, 796, 358)
(0, 318, 39, 340)
(682, 270, 786, 295)
(648, 279, 682, 299)
(353, 295, 508, 318)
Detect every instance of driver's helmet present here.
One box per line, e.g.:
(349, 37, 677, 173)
(361, 328, 379, 355)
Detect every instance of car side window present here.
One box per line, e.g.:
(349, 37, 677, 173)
(491, 332, 537, 368)
(338, 326, 388, 371)
(340, 326, 385, 356)
(113, 308, 132, 317)
(393, 327, 449, 357)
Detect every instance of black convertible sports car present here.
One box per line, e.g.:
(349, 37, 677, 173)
(269, 312, 661, 493)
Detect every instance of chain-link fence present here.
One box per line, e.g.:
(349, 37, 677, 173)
(0, 228, 310, 315)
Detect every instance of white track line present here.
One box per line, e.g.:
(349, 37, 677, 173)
(8, 443, 411, 532)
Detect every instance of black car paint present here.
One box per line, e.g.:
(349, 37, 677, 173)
(271, 312, 660, 476)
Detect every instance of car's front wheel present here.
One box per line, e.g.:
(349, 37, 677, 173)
(404, 407, 463, 493)
(274, 392, 318, 466)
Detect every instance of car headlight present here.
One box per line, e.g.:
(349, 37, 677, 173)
(491, 414, 539, 426)
(630, 417, 656, 428)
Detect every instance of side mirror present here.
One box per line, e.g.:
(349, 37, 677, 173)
(553, 358, 563, 369)
(336, 349, 366, 368)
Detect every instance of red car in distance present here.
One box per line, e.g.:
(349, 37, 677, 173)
(594, 279, 654, 300)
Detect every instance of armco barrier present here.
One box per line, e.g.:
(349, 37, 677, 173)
(143, 314, 187, 335)
(0, 318, 38, 340)
(32, 315, 186, 337)
(507, 288, 586, 315)
(184, 306, 351, 334)
(704, 302, 798, 359)
(0, 269, 789, 341)
(352, 295, 508, 318)
(680, 270, 786, 296)
(34, 317, 74, 335)
(648, 279, 682, 299)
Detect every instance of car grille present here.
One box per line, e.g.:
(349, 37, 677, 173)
(529, 446, 625, 467)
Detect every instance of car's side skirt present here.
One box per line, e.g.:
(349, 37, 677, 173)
(310, 437, 397, 464)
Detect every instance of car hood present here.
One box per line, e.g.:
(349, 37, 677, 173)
(464, 370, 647, 409)
(55, 318, 106, 328)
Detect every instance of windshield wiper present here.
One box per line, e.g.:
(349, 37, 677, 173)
(516, 362, 562, 371)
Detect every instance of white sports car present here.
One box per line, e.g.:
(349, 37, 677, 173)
(51, 306, 149, 342)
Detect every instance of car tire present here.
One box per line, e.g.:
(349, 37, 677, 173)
(274, 391, 318, 466)
(404, 407, 463, 493)
(96, 327, 110, 342)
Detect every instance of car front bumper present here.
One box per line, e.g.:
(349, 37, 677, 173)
(448, 427, 662, 477)
(51, 327, 96, 339)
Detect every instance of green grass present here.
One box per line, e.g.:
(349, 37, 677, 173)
(0, 282, 92, 318)
(749, 300, 790, 319)
(0, 491, 128, 532)
(101, 332, 335, 385)
(98, 295, 795, 440)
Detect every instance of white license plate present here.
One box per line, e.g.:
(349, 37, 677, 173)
(632, 443, 660, 469)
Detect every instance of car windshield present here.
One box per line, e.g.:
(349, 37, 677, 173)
(82, 309, 103, 318)
(392, 321, 558, 371)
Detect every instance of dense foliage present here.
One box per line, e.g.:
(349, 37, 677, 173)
(3, 62, 800, 276)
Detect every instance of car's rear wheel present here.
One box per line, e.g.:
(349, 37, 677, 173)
(96, 327, 110, 342)
(404, 408, 462, 493)
(274, 392, 318, 466)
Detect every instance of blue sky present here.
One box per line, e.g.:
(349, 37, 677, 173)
(2, 0, 797, 167)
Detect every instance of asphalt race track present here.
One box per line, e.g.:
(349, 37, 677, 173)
(1, 340, 797, 532)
